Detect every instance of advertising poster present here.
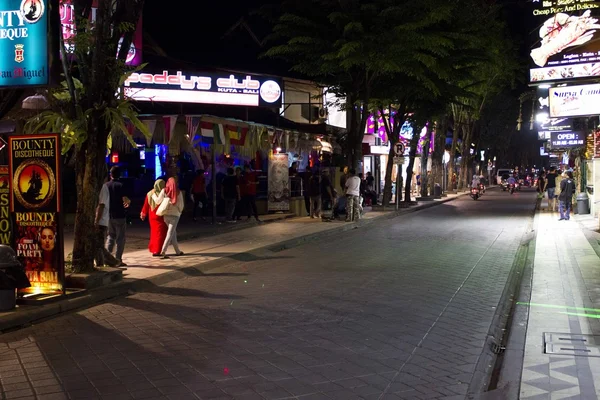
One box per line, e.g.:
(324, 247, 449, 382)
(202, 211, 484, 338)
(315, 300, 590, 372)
(529, 1, 600, 82)
(0, 0, 49, 88)
(9, 134, 63, 294)
(60, 0, 142, 66)
(268, 153, 290, 211)
(549, 83, 600, 117)
(0, 166, 10, 245)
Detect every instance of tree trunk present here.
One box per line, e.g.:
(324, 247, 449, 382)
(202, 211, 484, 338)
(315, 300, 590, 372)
(458, 123, 472, 191)
(420, 126, 431, 198)
(448, 122, 459, 191)
(404, 127, 421, 203)
(383, 146, 395, 205)
(432, 117, 446, 195)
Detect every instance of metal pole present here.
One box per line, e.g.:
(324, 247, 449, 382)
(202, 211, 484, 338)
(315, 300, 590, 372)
(395, 163, 401, 210)
(211, 146, 217, 224)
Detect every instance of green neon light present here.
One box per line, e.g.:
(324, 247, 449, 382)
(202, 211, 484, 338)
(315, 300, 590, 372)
(516, 302, 600, 314)
(560, 312, 600, 319)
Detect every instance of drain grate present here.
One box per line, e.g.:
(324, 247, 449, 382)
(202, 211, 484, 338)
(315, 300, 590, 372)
(544, 332, 600, 357)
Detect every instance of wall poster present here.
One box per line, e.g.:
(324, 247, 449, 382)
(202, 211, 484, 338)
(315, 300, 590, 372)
(268, 153, 290, 211)
(9, 134, 64, 295)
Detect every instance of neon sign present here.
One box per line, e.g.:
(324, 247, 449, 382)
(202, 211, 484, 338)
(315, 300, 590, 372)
(124, 70, 283, 108)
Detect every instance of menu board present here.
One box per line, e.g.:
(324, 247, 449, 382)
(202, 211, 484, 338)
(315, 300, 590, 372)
(529, 1, 600, 83)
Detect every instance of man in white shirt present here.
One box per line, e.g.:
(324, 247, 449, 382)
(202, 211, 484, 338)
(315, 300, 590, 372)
(94, 181, 120, 267)
(344, 168, 361, 222)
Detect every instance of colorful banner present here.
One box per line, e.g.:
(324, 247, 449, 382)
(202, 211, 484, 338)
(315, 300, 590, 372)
(0, 0, 49, 88)
(9, 134, 63, 295)
(529, 1, 600, 83)
(0, 166, 10, 245)
(60, 0, 142, 66)
(268, 153, 290, 211)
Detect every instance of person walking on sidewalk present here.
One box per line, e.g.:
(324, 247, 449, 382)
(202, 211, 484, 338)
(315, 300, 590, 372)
(345, 168, 361, 222)
(104, 166, 131, 267)
(545, 167, 558, 212)
(302, 166, 312, 216)
(308, 170, 321, 218)
(242, 164, 261, 222)
(94, 179, 121, 268)
(558, 171, 576, 221)
(140, 179, 167, 257)
(156, 177, 185, 259)
(222, 168, 240, 223)
(191, 170, 207, 221)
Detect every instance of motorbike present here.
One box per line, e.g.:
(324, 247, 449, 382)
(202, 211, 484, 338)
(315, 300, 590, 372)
(501, 180, 508, 191)
(470, 187, 480, 200)
(509, 183, 515, 194)
(478, 183, 486, 194)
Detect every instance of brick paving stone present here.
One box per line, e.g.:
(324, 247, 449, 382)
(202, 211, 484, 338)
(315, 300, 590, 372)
(0, 190, 536, 400)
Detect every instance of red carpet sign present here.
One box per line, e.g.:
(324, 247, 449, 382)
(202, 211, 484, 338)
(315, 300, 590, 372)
(9, 134, 64, 295)
(0, 166, 10, 245)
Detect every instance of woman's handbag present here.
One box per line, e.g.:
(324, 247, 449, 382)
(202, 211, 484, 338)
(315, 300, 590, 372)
(156, 198, 170, 217)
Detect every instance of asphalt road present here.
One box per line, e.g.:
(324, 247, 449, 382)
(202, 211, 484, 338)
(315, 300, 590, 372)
(0, 188, 538, 400)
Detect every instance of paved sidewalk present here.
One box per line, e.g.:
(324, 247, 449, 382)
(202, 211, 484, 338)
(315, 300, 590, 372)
(519, 208, 600, 399)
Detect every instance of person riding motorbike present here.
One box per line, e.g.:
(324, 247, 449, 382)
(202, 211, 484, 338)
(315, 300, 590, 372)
(507, 175, 516, 185)
(471, 174, 480, 188)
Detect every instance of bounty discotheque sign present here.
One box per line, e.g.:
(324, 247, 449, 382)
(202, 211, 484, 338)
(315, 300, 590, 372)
(529, 0, 600, 83)
(9, 134, 63, 295)
(0, 0, 49, 87)
(124, 70, 284, 108)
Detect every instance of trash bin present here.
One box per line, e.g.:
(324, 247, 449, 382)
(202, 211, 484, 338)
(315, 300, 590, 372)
(434, 183, 442, 198)
(0, 245, 31, 312)
(576, 192, 590, 215)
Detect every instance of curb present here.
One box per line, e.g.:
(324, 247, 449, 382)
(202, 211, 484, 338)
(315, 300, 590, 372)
(0, 192, 467, 334)
(467, 199, 538, 399)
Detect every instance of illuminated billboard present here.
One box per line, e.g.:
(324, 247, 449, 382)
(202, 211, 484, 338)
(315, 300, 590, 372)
(529, 1, 600, 83)
(124, 70, 284, 108)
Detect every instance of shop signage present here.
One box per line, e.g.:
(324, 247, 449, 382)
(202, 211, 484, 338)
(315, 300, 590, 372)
(370, 145, 390, 155)
(0, 166, 10, 245)
(124, 70, 284, 108)
(60, 0, 143, 65)
(549, 83, 600, 117)
(0, 0, 49, 88)
(536, 87, 575, 135)
(268, 153, 289, 211)
(529, 1, 600, 83)
(9, 134, 64, 295)
(550, 131, 586, 148)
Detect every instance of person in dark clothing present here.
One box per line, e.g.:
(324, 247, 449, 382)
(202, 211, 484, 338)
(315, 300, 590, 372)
(537, 172, 546, 194)
(104, 166, 131, 267)
(221, 168, 240, 222)
(241, 165, 261, 222)
(545, 167, 558, 211)
(320, 169, 335, 221)
(302, 166, 312, 215)
(192, 170, 207, 221)
(234, 167, 245, 220)
(308, 170, 321, 218)
(558, 171, 576, 221)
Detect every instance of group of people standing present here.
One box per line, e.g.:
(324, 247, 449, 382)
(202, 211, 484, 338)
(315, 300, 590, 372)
(537, 166, 576, 221)
(301, 167, 368, 222)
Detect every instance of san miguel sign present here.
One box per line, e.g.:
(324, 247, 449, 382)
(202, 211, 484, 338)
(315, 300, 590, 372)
(0, 0, 49, 87)
(9, 134, 64, 295)
(124, 70, 284, 108)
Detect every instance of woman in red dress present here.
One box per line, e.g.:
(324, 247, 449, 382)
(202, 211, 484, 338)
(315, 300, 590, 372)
(140, 179, 167, 257)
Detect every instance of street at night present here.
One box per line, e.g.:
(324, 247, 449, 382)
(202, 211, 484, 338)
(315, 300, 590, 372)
(0, 190, 542, 400)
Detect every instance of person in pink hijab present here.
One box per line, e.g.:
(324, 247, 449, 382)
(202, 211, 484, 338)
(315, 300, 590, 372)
(154, 177, 184, 259)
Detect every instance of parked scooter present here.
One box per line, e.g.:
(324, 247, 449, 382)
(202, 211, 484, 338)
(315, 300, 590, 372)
(470, 187, 480, 200)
